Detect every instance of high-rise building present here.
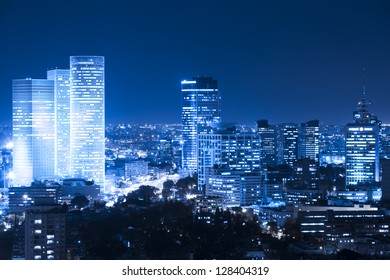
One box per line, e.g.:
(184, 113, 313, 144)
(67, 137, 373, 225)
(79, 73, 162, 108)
(345, 89, 380, 186)
(299, 120, 320, 162)
(257, 120, 276, 170)
(47, 69, 71, 177)
(198, 124, 261, 191)
(279, 123, 298, 167)
(319, 124, 346, 166)
(12, 79, 55, 186)
(70, 56, 105, 187)
(24, 203, 66, 260)
(181, 77, 221, 175)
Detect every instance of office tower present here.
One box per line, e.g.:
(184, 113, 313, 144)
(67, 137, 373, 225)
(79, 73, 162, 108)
(319, 124, 346, 166)
(24, 203, 66, 260)
(12, 79, 55, 186)
(47, 69, 71, 177)
(279, 123, 298, 167)
(181, 77, 221, 175)
(70, 56, 105, 187)
(206, 168, 261, 207)
(198, 124, 261, 191)
(299, 120, 320, 162)
(345, 89, 380, 186)
(257, 120, 276, 170)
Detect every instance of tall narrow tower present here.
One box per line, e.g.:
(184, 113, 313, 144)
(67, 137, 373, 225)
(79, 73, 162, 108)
(70, 56, 105, 187)
(47, 69, 71, 178)
(345, 73, 380, 186)
(299, 120, 320, 162)
(181, 77, 220, 175)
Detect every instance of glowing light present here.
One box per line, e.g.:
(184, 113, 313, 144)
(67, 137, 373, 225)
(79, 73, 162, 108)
(5, 142, 13, 149)
(181, 80, 196, 84)
(7, 172, 15, 179)
(186, 194, 197, 200)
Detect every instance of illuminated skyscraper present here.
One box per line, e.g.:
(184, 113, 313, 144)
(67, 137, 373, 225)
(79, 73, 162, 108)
(47, 69, 71, 177)
(70, 56, 105, 187)
(12, 79, 55, 186)
(345, 88, 380, 186)
(299, 120, 320, 162)
(257, 120, 276, 170)
(279, 123, 298, 167)
(181, 77, 221, 175)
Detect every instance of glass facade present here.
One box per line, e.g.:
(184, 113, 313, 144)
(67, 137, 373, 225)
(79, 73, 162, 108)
(281, 123, 299, 167)
(47, 69, 71, 177)
(198, 128, 261, 190)
(345, 94, 380, 186)
(12, 79, 55, 186)
(257, 120, 276, 170)
(70, 56, 105, 187)
(181, 77, 220, 175)
(299, 120, 320, 162)
(345, 125, 379, 185)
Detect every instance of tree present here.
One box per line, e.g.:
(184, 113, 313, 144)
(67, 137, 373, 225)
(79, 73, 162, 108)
(71, 195, 90, 209)
(162, 180, 175, 200)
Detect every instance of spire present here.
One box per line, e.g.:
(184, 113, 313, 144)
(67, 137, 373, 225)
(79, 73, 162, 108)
(357, 67, 369, 112)
(353, 67, 378, 124)
(362, 67, 366, 98)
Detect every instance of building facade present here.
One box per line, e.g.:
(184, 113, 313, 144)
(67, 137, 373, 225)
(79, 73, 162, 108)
(345, 93, 379, 186)
(70, 56, 105, 187)
(12, 79, 55, 186)
(299, 120, 320, 162)
(25, 205, 66, 260)
(47, 69, 71, 178)
(257, 120, 276, 170)
(181, 77, 221, 175)
(279, 123, 299, 167)
(198, 125, 261, 191)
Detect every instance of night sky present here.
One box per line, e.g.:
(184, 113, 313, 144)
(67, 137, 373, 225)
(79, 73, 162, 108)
(1, 0, 389, 125)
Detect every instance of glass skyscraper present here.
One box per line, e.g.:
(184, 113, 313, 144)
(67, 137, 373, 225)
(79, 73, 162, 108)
(47, 69, 71, 178)
(299, 120, 320, 162)
(345, 94, 380, 186)
(12, 79, 55, 186)
(279, 123, 298, 167)
(257, 119, 277, 170)
(181, 77, 221, 175)
(70, 56, 105, 187)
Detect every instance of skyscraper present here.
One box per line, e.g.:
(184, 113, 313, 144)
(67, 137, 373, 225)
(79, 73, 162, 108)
(181, 77, 221, 175)
(257, 120, 276, 170)
(12, 79, 55, 186)
(299, 120, 320, 162)
(70, 56, 105, 187)
(47, 69, 71, 177)
(345, 87, 380, 186)
(278, 123, 298, 167)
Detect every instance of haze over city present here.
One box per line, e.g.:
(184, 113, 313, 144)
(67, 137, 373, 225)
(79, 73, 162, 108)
(1, 0, 390, 125)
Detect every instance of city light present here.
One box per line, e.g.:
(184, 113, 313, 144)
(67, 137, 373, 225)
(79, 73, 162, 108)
(5, 142, 13, 149)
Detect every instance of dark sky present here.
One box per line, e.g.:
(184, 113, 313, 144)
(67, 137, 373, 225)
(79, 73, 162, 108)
(1, 0, 389, 126)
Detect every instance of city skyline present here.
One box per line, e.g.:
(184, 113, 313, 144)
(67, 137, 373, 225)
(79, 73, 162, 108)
(1, 0, 390, 125)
